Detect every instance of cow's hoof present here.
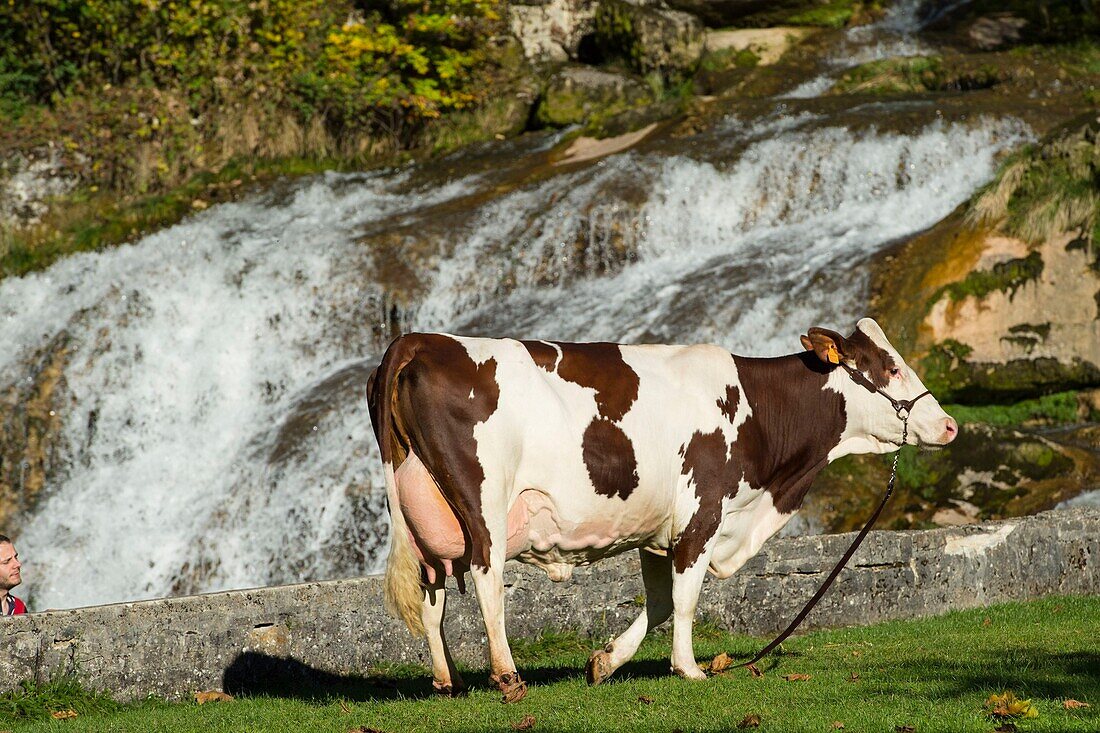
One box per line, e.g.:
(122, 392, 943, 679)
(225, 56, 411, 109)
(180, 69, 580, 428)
(492, 671, 528, 704)
(672, 664, 708, 681)
(586, 646, 614, 685)
(432, 680, 466, 697)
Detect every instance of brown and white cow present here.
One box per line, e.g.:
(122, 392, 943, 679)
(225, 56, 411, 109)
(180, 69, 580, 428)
(366, 318, 957, 702)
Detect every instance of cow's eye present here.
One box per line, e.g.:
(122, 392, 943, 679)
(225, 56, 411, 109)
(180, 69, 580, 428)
(889, 367, 902, 378)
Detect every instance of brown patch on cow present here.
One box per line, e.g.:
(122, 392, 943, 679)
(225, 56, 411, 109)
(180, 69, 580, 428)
(843, 329, 897, 389)
(674, 429, 742, 573)
(732, 352, 846, 514)
(581, 417, 640, 500)
(555, 342, 639, 421)
(521, 340, 558, 373)
(673, 352, 848, 573)
(380, 333, 501, 569)
(716, 385, 739, 422)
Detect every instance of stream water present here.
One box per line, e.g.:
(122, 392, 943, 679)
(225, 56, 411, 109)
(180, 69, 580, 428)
(3, 4, 1034, 610)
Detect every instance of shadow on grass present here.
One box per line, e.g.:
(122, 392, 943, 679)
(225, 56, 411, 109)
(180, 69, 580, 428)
(221, 644, 774, 703)
(856, 648, 1100, 703)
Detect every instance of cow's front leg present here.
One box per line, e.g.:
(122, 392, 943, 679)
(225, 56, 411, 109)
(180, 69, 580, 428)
(469, 550, 527, 703)
(587, 549, 673, 685)
(422, 581, 464, 696)
(669, 556, 710, 680)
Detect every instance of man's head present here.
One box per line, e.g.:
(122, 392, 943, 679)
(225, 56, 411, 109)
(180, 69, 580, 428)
(0, 536, 22, 592)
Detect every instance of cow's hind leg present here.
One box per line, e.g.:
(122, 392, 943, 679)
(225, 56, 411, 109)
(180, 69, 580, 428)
(470, 543, 527, 703)
(587, 549, 673, 685)
(422, 580, 464, 696)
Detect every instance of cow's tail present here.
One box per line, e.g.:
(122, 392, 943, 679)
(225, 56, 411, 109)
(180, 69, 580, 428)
(368, 338, 426, 638)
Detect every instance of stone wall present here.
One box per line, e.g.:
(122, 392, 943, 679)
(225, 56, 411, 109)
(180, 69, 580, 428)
(1, 508, 1096, 701)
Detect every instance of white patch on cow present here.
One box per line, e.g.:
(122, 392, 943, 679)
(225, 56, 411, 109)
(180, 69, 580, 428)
(708, 489, 791, 578)
(943, 523, 1017, 557)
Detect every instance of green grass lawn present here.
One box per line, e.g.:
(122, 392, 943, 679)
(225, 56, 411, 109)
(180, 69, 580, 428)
(6, 596, 1098, 732)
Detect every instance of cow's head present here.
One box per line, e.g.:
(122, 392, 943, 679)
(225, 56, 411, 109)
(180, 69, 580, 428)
(801, 318, 957, 455)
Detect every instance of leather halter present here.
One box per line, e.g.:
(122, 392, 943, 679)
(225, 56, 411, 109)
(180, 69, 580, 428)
(739, 361, 932, 672)
(840, 362, 931, 422)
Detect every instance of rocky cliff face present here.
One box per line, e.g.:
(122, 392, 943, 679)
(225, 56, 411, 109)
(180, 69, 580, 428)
(874, 115, 1100, 404)
(847, 114, 1100, 534)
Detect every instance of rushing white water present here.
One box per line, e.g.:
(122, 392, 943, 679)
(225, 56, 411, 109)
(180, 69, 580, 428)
(6, 111, 1029, 610)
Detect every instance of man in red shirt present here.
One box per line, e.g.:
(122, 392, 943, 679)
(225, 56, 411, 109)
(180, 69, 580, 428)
(0, 535, 26, 615)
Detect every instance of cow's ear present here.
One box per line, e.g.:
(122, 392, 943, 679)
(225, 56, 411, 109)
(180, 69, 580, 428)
(802, 327, 848, 366)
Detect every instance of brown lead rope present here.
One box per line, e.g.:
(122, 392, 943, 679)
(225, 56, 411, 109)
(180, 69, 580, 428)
(740, 415, 908, 672)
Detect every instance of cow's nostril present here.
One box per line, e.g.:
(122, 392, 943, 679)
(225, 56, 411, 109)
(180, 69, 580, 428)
(942, 417, 958, 443)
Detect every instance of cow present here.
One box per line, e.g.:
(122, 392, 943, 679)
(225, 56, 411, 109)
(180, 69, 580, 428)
(366, 318, 957, 702)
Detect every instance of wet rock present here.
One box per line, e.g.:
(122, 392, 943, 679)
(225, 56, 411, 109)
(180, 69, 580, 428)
(966, 13, 1028, 51)
(595, 0, 705, 77)
(806, 422, 1100, 533)
(830, 54, 1008, 95)
(508, 0, 598, 63)
(919, 0, 1100, 45)
(705, 27, 815, 66)
(534, 66, 655, 128)
(0, 147, 84, 230)
(0, 335, 71, 529)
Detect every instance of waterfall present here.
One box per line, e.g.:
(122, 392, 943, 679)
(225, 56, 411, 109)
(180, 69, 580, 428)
(4, 111, 1029, 610)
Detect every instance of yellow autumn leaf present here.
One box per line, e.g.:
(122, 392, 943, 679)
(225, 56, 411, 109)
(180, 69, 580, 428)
(985, 691, 1039, 719)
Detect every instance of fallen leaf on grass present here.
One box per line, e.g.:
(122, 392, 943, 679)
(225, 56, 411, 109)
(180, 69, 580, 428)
(985, 692, 1038, 719)
(1064, 699, 1091, 709)
(708, 652, 735, 675)
(50, 710, 77, 720)
(194, 690, 234, 704)
(347, 727, 384, 733)
(747, 664, 764, 678)
(983, 617, 992, 626)
(993, 724, 1017, 732)
(637, 695, 653, 705)
(895, 726, 915, 732)
(737, 714, 761, 728)
(338, 700, 353, 714)
(831, 722, 845, 729)
(848, 672, 861, 682)
(782, 673, 812, 682)
(511, 714, 536, 731)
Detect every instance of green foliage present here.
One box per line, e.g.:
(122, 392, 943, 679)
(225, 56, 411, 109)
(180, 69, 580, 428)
(833, 55, 1004, 95)
(0, 0, 503, 135)
(0, 677, 126, 722)
(941, 251, 1045, 301)
(787, 0, 862, 28)
(971, 114, 1100, 244)
(698, 47, 760, 73)
(945, 391, 1081, 427)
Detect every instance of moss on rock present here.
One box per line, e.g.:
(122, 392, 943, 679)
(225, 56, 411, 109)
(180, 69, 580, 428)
(595, 0, 704, 79)
(939, 250, 1044, 301)
(534, 66, 655, 129)
(831, 54, 1009, 95)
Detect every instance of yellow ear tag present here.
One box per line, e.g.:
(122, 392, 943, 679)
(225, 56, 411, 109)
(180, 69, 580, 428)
(826, 345, 840, 364)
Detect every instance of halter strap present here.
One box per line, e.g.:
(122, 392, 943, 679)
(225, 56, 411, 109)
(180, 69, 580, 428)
(839, 362, 930, 420)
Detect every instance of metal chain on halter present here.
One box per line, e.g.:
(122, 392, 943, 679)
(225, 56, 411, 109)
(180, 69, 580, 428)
(741, 411, 911, 672)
